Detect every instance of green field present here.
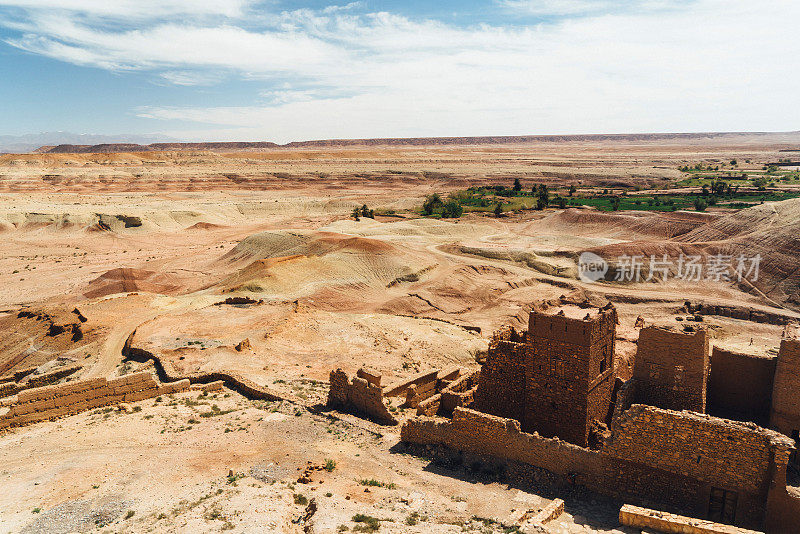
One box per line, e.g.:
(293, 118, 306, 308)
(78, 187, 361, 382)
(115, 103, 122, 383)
(418, 184, 800, 217)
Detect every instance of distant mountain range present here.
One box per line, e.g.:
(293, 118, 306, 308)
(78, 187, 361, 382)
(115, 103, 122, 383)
(0, 132, 177, 154)
(2, 131, 799, 154)
(37, 131, 800, 154)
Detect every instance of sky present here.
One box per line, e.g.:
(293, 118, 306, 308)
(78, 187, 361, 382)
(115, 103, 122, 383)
(0, 0, 797, 143)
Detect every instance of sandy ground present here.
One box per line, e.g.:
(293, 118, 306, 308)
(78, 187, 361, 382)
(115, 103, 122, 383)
(1, 138, 799, 533)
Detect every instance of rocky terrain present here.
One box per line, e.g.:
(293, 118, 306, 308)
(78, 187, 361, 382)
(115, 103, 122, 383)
(1, 135, 799, 533)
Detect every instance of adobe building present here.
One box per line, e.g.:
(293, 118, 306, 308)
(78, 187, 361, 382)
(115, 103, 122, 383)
(632, 326, 710, 413)
(707, 346, 776, 426)
(526, 303, 617, 447)
(770, 338, 800, 469)
(403, 303, 800, 531)
(474, 302, 617, 448)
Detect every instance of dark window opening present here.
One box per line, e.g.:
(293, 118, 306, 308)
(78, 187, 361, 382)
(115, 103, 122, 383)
(708, 487, 737, 524)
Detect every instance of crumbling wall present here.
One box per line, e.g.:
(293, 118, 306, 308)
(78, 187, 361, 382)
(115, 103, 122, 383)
(619, 504, 763, 534)
(402, 404, 793, 530)
(439, 370, 480, 416)
(0, 365, 83, 400)
(611, 378, 637, 427)
(606, 405, 782, 498)
(401, 407, 606, 476)
(633, 326, 709, 413)
(765, 443, 800, 533)
(687, 302, 797, 326)
(472, 328, 528, 422)
(708, 347, 775, 425)
(0, 371, 189, 429)
(382, 367, 461, 410)
(327, 369, 397, 425)
(770, 338, 800, 439)
(122, 331, 284, 402)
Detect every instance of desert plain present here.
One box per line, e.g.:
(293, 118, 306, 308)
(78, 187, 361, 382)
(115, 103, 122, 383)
(1, 133, 800, 533)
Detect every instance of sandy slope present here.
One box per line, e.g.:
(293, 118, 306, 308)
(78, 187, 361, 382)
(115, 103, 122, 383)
(1, 140, 799, 533)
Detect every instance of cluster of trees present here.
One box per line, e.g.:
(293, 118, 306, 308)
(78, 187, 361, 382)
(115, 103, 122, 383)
(351, 204, 375, 220)
(701, 181, 741, 197)
(422, 193, 463, 218)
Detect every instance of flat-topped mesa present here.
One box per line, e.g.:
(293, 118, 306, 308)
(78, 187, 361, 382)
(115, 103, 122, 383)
(474, 303, 618, 448)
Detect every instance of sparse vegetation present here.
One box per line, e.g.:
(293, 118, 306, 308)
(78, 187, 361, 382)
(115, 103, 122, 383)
(324, 458, 337, 472)
(352, 513, 381, 532)
(358, 479, 396, 489)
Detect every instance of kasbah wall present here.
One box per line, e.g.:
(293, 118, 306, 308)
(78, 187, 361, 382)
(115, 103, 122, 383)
(633, 326, 709, 413)
(0, 371, 188, 429)
(770, 338, 800, 442)
(403, 302, 800, 532)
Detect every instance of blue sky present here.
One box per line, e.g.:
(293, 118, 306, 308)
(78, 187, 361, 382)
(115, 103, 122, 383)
(0, 0, 797, 142)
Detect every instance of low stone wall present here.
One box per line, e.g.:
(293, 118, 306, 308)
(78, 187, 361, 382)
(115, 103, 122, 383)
(25, 365, 83, 389)
(383, 366, 460, 398)
(0, 371, 189, 429)
(689, 302, 799, 326)
(619, 504, 763, 534)
(327, 369, 397, 425)
(0, 365, 83, 401)
(122, 331, 286, 402)
(0, 366, 38, 384)
(190, 380, 225, 393)
(401, 407, 606, 479)
(0, 382, 16, 398)
(416, 392, 442, 417)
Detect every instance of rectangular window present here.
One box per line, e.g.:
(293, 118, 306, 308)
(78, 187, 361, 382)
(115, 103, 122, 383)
(673, 365, 685, 391)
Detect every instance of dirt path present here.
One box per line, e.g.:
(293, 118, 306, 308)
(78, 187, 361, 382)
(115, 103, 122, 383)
(84, 294, 220, 379)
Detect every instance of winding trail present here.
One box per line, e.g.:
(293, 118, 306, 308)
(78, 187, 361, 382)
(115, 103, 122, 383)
(84, 293, 220, 379)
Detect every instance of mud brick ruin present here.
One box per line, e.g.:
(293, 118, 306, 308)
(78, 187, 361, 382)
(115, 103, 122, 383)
(401, 299, 800, 532)
(326, 366, 465, 425)
(0, 371, 189, 430)
(633, 326, 710, 413)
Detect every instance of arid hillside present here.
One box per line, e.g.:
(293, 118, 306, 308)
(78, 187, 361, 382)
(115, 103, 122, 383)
(1, 137, 799, 533)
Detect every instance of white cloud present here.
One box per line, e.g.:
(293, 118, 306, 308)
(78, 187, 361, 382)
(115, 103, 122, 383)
(159, 70, 227, 86)
(0, 0, 798, 141)
(498, 0, 687, 16)
(499, 0, 614, 15)
(0, 0, 254, 18)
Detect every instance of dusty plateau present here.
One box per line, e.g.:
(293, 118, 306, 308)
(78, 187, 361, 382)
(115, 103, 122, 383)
(2, 134, 800, 533)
